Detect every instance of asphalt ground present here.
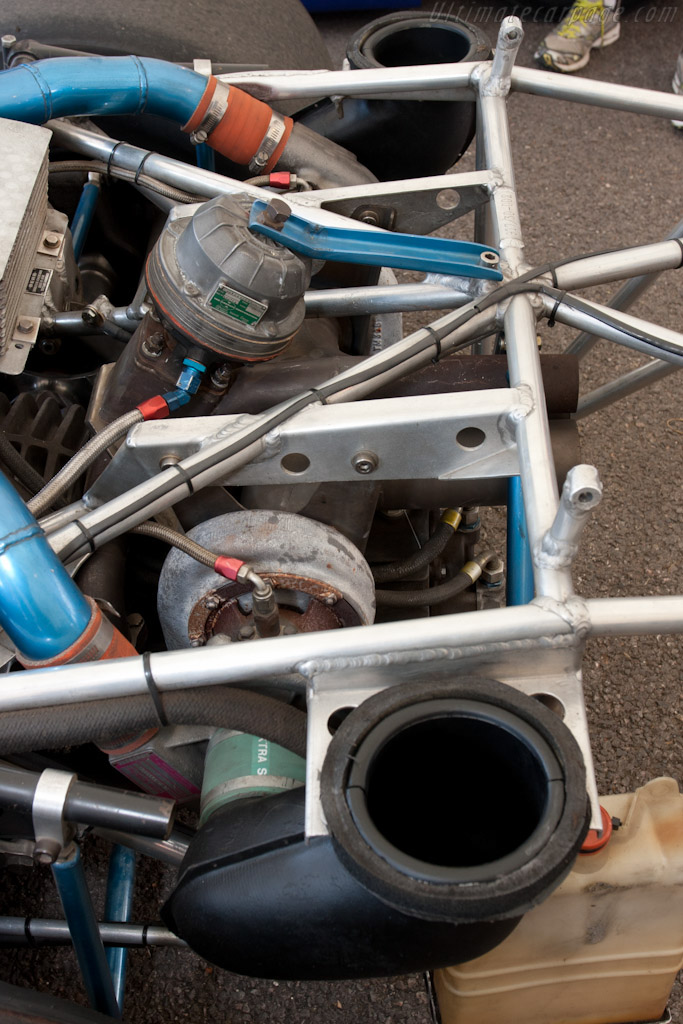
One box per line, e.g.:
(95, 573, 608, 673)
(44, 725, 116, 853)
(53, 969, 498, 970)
(0, 5, 682, 1023)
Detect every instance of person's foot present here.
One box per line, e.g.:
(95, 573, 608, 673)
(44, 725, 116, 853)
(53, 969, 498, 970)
(672, 49, 683, 128)
(534, 0, 621, 74)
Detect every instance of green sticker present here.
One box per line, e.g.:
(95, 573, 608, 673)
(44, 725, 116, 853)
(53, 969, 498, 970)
(209, 282, 268, 326)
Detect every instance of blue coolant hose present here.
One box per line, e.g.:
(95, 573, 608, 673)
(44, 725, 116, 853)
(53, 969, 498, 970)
(0, 55, 207, 126)
(0, 468, 92, 661)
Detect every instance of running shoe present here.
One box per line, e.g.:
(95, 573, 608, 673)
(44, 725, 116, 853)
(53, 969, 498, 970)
(534, 0, 621, 74)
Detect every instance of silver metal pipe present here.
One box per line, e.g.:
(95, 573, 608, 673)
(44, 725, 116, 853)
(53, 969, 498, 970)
(553, 240, 683, 292)
(42, 308, 138, 337)
(0, 917, 184, 948)
(1, 595, 682, 715)
(541, 293, 683, 367)
(511, 65, 683, 121)
(47, 120, 271, 203)
(304, 283, 472, 316)
(575, 359, 678, 419)
(566, 218, 683, 357)
(216, 63, 479, 102)
(0, 764, 174, 838)
(586, 597, 683, 635)
(94, 828, 189, 867)
(504, 297, 570, 601)
(476, 87, 524, 274)
(0, 604, 574, 712)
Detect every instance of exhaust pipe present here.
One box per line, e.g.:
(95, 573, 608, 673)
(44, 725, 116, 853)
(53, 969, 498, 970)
(163, 678, 589, 979)
(295, 12, 492, 182)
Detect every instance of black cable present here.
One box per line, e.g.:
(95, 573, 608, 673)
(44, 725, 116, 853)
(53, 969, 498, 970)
(59, 243, 683, 558)
(0, 436, 46, 497)
(375, 570, 472, 609)
(372, 520, 456, 584)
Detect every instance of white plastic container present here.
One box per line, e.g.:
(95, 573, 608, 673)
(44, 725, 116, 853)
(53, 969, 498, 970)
(434, 777, 683, 1024)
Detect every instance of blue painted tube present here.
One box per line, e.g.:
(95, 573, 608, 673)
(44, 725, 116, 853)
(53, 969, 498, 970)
(506, 476, 535, 606)
(71, 179, 100, 261)
(0, 56, 206, 127)
(195, 143, 216, 172)
(0, 469, 91, 660)
(105, 845, 136, 1012)
(52, 846, 121, 1019)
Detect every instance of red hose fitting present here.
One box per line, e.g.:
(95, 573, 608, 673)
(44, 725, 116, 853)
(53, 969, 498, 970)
(214, 556, 246, 581)
(269, 171, 292, 189)
(580, 806, 614, 853)
(183, 77, 293, 172)
(137, 395, 170, 421)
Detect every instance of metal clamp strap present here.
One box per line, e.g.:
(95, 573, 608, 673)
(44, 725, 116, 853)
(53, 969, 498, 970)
(189, 81, 230, 146)
(32, 769, 77, 863)
(248, 111, 287, 174)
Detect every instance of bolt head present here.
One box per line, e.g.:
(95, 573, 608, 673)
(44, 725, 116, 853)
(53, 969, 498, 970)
(259, 198, 291, 230)
(81, 307, 102, 326)
(204, 595, 221, 611)
(16, 317, 33, 334)
(189, 637, 205, 648)
(352, 450, 378, 475)
(239, 624, 255, 640)
(324, 595, 337, 606)
(43, 232, 61, 249)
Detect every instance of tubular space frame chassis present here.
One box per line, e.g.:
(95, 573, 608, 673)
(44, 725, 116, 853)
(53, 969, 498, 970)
(7, 18, 683, 834)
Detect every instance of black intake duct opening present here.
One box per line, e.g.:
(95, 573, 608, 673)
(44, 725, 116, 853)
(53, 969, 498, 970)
(294, 13, 492, 182)
(163, 677, 588, 979)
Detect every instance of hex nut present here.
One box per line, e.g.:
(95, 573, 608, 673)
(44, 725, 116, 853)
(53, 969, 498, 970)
(481, 556, 505, 586)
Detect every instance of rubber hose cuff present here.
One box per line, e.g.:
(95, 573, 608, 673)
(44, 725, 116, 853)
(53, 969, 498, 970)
(183, 77, 293, 172)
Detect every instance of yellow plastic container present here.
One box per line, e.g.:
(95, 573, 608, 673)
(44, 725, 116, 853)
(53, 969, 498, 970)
(434, 777, 683, 1024)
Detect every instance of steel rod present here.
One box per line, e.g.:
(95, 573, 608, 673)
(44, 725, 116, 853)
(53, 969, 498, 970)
(575, 359, 678, 418)
(216, 63, 478, 102)
(0, 764, 174, 838)
(586, 596, 683, 635)
(1, 596, 682, 715)
(0, 604, 575, 712)
(566, 218, 683, 357)
(105, 845, 136, 1012)
(304, 283, 472, 316)
(541, 293, 683, 366)
(0, 917, 184, 948)
(511, 65, 683, 120)
(51, 846, 121, 1018)
(94, 828, 190, 867)
(553, 240, 683, 292)
(504, 296, 570, 601)
(506, 476, 534, 605)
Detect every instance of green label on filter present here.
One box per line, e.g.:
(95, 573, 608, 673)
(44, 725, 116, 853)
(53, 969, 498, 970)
(253, 736, 270, 776)
(208, 282, 268, 326)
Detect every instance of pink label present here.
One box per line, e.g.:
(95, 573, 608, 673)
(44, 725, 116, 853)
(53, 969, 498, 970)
(114, 751, 200, 800)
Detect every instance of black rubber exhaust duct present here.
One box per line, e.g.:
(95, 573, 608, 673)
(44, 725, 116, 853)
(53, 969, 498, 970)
(163, 678, 588, 979)
(295, 13, 491, 182)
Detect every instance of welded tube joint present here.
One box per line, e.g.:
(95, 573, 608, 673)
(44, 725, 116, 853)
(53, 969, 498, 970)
(538, 465, 603, 569)
(482, 17, 524, 98)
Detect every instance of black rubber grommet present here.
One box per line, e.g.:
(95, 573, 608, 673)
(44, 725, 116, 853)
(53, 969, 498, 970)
(321, 676, 589, 924)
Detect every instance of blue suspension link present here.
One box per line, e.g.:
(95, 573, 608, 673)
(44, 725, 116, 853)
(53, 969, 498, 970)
(248, 200, 503, 281)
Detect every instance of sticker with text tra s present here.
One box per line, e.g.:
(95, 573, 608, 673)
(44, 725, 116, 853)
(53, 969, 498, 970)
(26, 268, 53, 295)
(209, 283, 268, 327)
